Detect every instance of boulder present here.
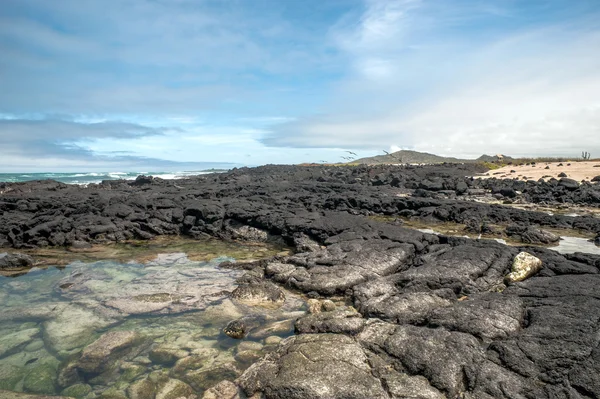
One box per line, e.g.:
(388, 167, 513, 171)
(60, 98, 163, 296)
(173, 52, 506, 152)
(505, 224, 559, 244)
(0, 252, 34, 270)
(505, 252, 543, 283)
(238, 334, 389, 399)
(558, 177, 579, 190)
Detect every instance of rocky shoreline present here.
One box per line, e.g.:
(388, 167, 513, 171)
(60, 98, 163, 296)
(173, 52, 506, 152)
(2, 164, 600, 398)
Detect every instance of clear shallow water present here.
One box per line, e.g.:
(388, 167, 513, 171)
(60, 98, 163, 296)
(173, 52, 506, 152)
(0, 246, 304, 397)
(0, 169, 230, 185)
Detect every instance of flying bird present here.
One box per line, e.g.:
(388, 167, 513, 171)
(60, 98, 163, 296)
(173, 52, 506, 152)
(345, 151, 357, 156)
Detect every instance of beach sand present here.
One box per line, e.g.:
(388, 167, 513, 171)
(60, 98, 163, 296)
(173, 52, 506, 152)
(478, 161, 600, 182)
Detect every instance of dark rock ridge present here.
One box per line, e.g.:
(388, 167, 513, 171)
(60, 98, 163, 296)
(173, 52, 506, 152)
(1, 164, 599, 250)
(1, 164, 600, 398)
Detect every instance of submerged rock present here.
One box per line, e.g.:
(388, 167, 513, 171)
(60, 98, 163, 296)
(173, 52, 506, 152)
(155, 378, 196, 399)
(126, 377, 156, 399)
(230, 279, 285, 305)
(23, 363, 57, 395)
(223, 320, 247, 339)
(77, 331, 144, 375)
(60, 383, 92, 399)
(43, 304, 117, 356)
(149, 345, 189, 366)
(0, 364, 25, 390)
(182, 363, 240, 392)
(0, 327, 39, 358)
(505, 252, 543, 283)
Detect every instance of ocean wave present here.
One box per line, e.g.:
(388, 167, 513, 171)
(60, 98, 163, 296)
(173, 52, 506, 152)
(0, 168, 229, 185)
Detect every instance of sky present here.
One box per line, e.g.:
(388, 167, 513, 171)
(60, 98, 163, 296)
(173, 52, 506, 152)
(1, 0, 599, 172)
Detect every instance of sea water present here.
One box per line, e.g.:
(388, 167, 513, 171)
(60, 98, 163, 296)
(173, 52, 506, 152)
(0, 239, 303, 397)
(0, 169, 230, 185)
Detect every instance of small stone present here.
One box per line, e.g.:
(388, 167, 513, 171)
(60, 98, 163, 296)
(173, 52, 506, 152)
(321, 300, 336, 312)
(505, 252, 543, 283)
(223, 320, 246, 339)
(307, 299, 322, 314)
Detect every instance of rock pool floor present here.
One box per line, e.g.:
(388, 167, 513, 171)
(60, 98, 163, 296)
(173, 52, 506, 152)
(0, 238, 303, 398)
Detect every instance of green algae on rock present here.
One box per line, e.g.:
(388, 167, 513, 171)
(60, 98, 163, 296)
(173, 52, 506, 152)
(23, 363, 57, 395)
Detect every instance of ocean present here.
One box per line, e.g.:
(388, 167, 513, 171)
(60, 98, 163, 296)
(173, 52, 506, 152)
(0, 169, 228, 185)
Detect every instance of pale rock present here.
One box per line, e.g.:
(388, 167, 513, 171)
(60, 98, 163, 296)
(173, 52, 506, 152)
(505, 252, 543, 283)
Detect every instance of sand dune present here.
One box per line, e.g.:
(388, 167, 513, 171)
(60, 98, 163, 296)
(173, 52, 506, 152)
(479, 161, 600, 182)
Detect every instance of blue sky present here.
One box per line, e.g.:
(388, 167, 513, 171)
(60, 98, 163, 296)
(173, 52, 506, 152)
(1, 0, 599, 171)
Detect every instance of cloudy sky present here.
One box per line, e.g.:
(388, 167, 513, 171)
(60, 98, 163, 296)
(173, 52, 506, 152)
(1, 0, 599, 171)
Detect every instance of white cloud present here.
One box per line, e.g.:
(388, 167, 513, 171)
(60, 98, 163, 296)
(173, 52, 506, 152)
(264, 0, 600, 158)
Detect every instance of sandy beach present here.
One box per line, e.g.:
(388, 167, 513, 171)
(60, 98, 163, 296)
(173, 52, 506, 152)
(478, 161, 600, 182)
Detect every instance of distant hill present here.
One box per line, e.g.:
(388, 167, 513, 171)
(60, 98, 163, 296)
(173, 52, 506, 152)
(352, 150, 513, 165)
(353, 150, 467, 165)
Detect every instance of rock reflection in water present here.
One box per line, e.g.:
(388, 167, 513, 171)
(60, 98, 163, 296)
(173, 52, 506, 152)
(0, 245, 304, 398)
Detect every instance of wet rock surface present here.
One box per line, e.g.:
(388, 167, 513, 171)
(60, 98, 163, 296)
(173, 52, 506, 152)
(2, 164, 600, 398)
